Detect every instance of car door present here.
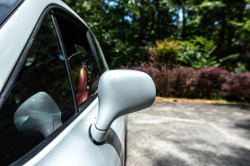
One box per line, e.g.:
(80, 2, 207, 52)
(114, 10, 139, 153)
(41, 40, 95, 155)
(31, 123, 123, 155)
(0, 5, 125, 166)
(49, 7, 126, 165)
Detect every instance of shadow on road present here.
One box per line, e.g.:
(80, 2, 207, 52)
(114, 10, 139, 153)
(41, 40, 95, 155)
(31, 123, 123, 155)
(152, 138, 250, 166)
(234, 119, 250, 133)
(127, 102, 250, 166)
(211, 103, 250, 111)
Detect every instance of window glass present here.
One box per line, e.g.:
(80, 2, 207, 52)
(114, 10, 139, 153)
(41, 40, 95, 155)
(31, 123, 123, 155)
(0, 14, 75, 165)
(69, 52, 100, 105)
(0, 0, 17, 17)
(54, 11, 103, 106)
(90, 33, 106, 73)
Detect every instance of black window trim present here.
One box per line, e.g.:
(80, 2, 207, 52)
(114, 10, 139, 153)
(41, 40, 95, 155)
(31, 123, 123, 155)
(0, 5, 98, 166)
(50, 10, 79, 114)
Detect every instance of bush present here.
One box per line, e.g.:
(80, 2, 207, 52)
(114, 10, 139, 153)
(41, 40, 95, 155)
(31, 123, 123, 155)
(143, 39, 181, 70)
(197, 67, 230, 99)
(178, 37, 218, 69)
(121, 64, 250, 102)
(170, 68, 199, 98)
(222, 73, 250, 101)
(121, 64, 198, 97)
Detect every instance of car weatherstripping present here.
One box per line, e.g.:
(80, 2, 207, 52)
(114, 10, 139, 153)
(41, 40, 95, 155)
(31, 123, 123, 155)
(0, 0, 156, 165)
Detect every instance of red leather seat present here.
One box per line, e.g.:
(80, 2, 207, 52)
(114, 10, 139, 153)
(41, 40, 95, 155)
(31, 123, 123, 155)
(76, 67, 88, 105)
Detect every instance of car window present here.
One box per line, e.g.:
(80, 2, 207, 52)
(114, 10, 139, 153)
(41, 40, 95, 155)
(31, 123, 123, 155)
(0, 0, 17, 17)
(90, 33, 106, 73)
(54, 11, 103, 106)
(0, 13, 75, 165)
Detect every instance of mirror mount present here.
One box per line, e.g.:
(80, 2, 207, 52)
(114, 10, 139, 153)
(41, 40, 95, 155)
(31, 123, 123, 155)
(89, 70, 156, 145)
(89, 123, 109, 145)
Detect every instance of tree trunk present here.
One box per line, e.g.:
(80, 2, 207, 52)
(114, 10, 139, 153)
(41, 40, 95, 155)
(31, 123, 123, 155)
(182, 1, 186, 40)
(227, 25, 232, 49)
(176, 8, 180, 36)
(139, 0, 144, 45)
(122, 2, 126, 43)
(219, 11, 226, 50)
(155, 0, 160, 39)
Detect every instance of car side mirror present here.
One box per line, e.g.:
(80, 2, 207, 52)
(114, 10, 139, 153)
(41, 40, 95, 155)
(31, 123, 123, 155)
(89, 70, 156, 145)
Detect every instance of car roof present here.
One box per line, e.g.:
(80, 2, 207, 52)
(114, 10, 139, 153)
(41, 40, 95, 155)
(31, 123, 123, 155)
(0, 0, 91, 93)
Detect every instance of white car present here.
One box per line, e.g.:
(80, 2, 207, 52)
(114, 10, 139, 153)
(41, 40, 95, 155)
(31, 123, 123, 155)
(0, 0, 156, 165)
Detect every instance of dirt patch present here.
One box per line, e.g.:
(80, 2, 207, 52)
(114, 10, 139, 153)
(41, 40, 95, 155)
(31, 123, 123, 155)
(155, 96, 249, 105)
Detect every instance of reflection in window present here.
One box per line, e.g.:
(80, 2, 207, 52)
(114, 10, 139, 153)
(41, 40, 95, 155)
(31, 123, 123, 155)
(69, 51, 100, 105)
(0, 14, 75, 165)
(55, 11, 102, 106)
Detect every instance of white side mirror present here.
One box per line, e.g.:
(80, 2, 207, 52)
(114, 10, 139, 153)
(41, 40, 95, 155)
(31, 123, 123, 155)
(89, 70, 156, 144)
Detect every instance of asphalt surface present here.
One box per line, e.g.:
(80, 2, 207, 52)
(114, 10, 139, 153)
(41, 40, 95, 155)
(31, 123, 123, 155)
(126, 101, 250, 166)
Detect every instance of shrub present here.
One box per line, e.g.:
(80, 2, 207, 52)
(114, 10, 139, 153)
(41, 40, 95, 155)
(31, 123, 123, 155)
(144, 39, 181, 70)
(197, 67, 230, 99)
(170, 68, 199, 98)
(121, 63, 198, 97)
(121, 64, 250, 102)
(178, 37, 218, 69)
(222, 73, 250, 101)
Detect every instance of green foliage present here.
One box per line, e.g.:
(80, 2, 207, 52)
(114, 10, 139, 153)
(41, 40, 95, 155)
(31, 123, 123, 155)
(178, 37, 217, 68)
(63, 0, 250, 72)
(63, 0, 177, 69)
(178, 37, 238, 69)
(235, 62, 249, 74)
(151, 39, 181, 68)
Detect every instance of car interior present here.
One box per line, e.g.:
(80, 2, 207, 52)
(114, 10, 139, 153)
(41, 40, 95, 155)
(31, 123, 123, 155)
(54, 10, 101, 106)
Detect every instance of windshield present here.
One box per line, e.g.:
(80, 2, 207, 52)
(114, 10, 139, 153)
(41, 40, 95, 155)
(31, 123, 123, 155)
(0, 0, 17, 16)
(0, 0, 22, 25)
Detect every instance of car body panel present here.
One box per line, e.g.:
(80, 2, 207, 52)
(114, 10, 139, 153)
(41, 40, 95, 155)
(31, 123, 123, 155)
(24, 98, 124, 166)
(0, 0, 108, 92)
(0, 0, 125, 165)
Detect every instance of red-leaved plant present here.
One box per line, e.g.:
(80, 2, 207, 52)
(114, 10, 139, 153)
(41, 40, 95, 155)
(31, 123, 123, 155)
(121, 64, 250, 102)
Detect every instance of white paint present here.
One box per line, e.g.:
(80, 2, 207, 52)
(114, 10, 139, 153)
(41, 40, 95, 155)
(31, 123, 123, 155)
(25, 98, 123, 166)
(95, 70, 156, 131)
(91, 70, 155, 142)
(0, 0, 127, 165)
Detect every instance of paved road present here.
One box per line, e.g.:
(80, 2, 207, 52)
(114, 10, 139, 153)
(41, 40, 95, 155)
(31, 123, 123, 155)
(126, 101, 250, 166)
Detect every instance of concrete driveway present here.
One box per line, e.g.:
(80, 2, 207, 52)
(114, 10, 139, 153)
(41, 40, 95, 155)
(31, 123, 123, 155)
(126, 101, 250, 166)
